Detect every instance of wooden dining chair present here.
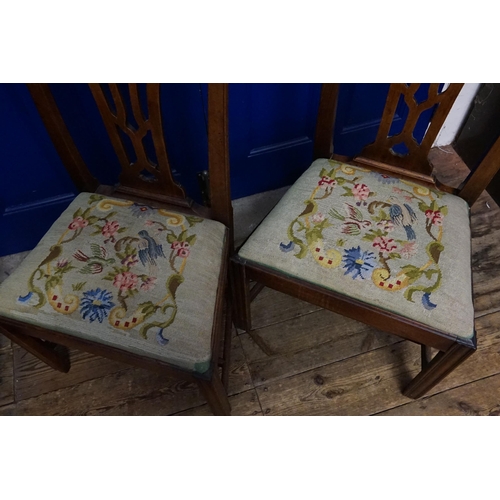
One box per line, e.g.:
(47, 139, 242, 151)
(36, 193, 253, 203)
(0, 83, 233, 415)
(232, 83, 500, 400)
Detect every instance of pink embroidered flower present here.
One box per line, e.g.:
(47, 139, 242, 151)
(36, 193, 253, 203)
(121, 254, 139, 267)
(404, 195, 413, 203)
(392, 187, 403, 194)
(140, 276, 157, 291)
(68, 216, 89, 230)
(102, 220, 120, 238)
(376, 220, 395, 233)
(372, 236, 398, 256)
(352, 183, 370, 202)
(56, 258, 69, 268)
(144, 220, 155, 226)
(113, 271, 138, 291)
(318, 176, 336, 187)
(171, 241, 182, 250)
(177, 242, 190, 258)
(400, 241, 418, 259)
(311, 213, 325, 224)
(425, 210, 443, 226)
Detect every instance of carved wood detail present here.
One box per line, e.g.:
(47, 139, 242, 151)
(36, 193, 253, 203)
(359, 83, 464, 176)
(88, 83, 186, 201)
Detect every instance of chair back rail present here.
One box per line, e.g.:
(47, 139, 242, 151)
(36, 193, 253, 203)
(27, 83, 233, 231)
(359, 83, 464, 176)
(459, 133, 500, 206)
(207, 83, 233, 239)
(26, 83, 99, 193)
(89, 83, 188, 205)
(314, 83, 340, 159)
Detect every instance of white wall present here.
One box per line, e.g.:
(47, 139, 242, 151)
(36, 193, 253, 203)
(433, 83, 481, 147)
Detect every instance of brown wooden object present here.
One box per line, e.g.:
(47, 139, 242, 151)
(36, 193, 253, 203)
(232, 83, 499, 402)
(0, 83, 233, 416)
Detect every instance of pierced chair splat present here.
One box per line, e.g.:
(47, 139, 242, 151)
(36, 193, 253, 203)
(0, 83, 234, 415)
(232, 83, 500, 400)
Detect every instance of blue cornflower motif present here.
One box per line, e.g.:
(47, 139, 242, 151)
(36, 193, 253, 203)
(370, 171, 399, 184)
(342, 246, 377, 280)
(80, 288, 115, 323)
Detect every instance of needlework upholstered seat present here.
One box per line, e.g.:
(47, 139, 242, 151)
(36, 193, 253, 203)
(238, 158, 474, 340)
(0, 192, 226, 374)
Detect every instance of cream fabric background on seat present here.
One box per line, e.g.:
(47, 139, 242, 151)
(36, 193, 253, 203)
(0, 193, 227, 373)
(239, 159, 474, 339)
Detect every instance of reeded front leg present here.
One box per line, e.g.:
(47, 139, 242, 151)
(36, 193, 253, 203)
(230, 258, 252, 332)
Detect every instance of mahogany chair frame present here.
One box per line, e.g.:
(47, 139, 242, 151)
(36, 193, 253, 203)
(232, 83, 500, 399)
(0, 83, 233, 415)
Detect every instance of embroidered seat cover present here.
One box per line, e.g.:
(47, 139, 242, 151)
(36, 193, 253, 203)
(239, 159, 474, 339)
(0, 193, 227, 374)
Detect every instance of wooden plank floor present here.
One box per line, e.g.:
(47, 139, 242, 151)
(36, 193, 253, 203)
(1, 146, 500, 416)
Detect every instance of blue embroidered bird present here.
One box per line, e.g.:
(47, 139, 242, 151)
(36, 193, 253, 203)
(137, 230, 166, 266)
(389, 199, 418, 240)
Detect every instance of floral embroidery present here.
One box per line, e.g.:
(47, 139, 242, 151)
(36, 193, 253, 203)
(113, 271, 139, 291)
(20, 194, 204, 346)
(372, 236, 397, 256)
(281, 160, 449, 310)
(68, 216, 89, 230)
(351, 183, 371, 204)
(342, 246, 377, 279)
(80, 288, 115, 323)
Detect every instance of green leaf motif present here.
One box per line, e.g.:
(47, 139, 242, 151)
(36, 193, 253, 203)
(167, 274, 184, 299)
(388, 252, 401, 260)
(72, 282, 87, 291)
(329, 208, 345, 221)
(341, 186, 353, 197)
(186, 235, 197, 245)
(88, 194, 104, 204)
(418, 201, 430, 213)
(185, 216, 204, 227)
(299, 200, 316, 217)
(427, 241, 444, 264)
(167, 233, 177, 244)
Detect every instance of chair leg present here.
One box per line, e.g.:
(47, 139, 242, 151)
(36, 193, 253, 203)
(0, 326, 70, 373)
(403, 342, 475, 399)
(230, 259, 252, 332)
(221, 299, 233, 390)
(197, 372, 231, 416)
